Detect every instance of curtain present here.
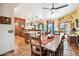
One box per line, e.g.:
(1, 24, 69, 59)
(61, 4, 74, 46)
(52, 24, 54, 34)
(38, 24, 40, 30)
(42, 24, 44, 32)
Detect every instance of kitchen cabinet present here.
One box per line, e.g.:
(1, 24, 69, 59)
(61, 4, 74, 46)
(15, 17, 25, 37)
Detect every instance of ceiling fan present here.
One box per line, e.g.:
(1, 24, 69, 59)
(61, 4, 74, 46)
(42, 3, 68, 14)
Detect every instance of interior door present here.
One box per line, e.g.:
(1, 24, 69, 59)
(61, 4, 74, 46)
(0, 24, 14, 55)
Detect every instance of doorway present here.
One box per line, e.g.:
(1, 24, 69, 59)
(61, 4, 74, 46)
(14, 17, 31, 56)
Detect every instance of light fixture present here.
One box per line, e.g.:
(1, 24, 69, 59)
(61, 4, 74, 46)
(14, 8, 18, 11)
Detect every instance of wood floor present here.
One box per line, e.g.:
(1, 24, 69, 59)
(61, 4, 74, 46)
(1, 36, 31, 56)
(14, 36, 31, 56)
(1, 35, 79, 56)
(64, 36, 79, 56)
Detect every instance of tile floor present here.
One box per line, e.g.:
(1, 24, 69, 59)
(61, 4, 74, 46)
(1, 35, 79, 56)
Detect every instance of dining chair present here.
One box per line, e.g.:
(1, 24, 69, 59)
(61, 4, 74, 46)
(25, 33, 30, 44)
(30, 33, 47, 56)
(59, 35, 64, 56)
(76, 35, 79, 47)
(55, 35, 64, 56)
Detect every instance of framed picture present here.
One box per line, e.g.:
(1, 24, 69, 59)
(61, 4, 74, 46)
(0, 19, 1, 24)
(30, 22, 33, 26)
(0, 16, 11, 24)
(26, 23, 29, 26)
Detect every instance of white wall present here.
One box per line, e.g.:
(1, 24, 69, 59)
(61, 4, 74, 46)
(0, 4, 15, 54)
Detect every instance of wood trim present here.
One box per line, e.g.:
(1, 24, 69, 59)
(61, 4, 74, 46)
(0, 50, 14, 56)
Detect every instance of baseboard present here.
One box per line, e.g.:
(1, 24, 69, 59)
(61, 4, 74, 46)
(0, 50, 14, 56)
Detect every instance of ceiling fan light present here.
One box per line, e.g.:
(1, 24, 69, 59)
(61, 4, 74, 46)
(52, 9, 54, 12)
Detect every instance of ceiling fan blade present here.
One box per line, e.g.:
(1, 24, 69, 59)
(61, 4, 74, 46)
(51, 11, 54, 14)
(50, 3, 54, 10)
(55, 4, 68, 10)
(42, 8, 50, 10)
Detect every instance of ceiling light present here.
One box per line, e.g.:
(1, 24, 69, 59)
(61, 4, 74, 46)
(14, 8, 18, 11)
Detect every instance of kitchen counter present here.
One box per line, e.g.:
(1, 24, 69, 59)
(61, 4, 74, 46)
(75, 32, 79, 35)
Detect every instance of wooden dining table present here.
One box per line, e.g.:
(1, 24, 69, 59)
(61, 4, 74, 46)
(25, 31, 64, 55)
(41, 33, 64, 54)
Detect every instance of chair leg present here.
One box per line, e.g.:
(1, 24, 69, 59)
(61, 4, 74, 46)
(51, 52, 55, 56)
(47, 50, 50, 56)
(49, 51, 55, 56)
